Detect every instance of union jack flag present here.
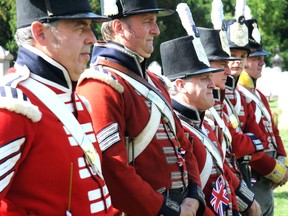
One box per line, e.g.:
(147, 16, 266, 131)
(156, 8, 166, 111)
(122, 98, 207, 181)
(210, 175, 229, 216)
(177, 147, 186, 172)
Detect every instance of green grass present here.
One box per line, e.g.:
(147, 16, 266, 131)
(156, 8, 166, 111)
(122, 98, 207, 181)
(274, 130, 288, 216)
(266, 99, 288, 216)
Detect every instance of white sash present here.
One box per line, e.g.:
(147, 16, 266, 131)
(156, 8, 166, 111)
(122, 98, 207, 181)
(105, 68, 176, 163)
(234, 90, 241, 115)
(208, 107, 232, 156)
(238, 85, 271, 122)
(20, 77, 103, 179)
(181, 120, 223, 171)
(224, 97, 242, 133)
(110, 68, 176, 132)
(127, 101, 161, 163)
(200, 151, 213, 189)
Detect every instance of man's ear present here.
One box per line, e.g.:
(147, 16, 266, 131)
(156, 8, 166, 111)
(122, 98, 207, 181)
(113, 19, 124, 36)
(30, 21, 46, 45)
(175, 79, 187, 93)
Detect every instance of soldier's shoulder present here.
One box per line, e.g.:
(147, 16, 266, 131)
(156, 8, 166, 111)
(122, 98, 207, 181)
(0, 70, 42, 122)
(78, 66, 124, 93)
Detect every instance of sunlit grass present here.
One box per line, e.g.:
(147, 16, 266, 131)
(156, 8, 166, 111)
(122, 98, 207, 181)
(274, 130, 288, 216)
(269, 100, 287, 216)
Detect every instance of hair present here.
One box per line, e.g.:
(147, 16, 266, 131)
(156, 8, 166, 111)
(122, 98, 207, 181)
(101, 21, 114, 41)
(168, 81, 178, 96)
(14, 21, 59, 46)
(160, 75, 178, 96)
(101, 17, 130, 41)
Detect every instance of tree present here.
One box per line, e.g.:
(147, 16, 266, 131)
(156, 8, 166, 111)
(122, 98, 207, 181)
(1, 0, 288, 70)
(153, 0, 288, 70)
(150, 0, 214, 66)
(0, 0, 16, 62)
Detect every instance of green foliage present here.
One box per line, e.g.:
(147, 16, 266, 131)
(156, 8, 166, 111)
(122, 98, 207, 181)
(1, 1, 288, 70)
(0, 0, 16, 61)
(151, 0, 288, 71)
(90, 0, 103, 40)
(150, 0, 214, 66)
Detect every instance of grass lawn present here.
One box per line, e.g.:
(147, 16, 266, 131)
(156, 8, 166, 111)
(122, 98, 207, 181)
(269, 99, 288, 216)
(274, 130, 288, 216)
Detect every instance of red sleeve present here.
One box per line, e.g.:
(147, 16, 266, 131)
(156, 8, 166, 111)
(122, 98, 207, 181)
(258, 90, 286, 157)
(249, 153, 276, 176)
(243, 101, 269, 161)
(223, 93, 268, 161)
(242, 98, 267, 141)
(227, 120, 264, 161)
(0, 109, 33, 202)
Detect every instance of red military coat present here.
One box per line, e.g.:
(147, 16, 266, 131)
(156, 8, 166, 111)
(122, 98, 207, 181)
(238, 87, 287, 176)
(76, 43, 202, 216)
(0, 46, 112, 215)
(171, 100, 240, 215)
(201, 121, 241, 215)
(225, 87, 266, 161)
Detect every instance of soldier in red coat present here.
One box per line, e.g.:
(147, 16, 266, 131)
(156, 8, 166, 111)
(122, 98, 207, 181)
(237, 18, 288, 215)
(0, 0, 113, 215)
(76, 0, 205, 215)
(224, 16, 267, 187)
(160, 35, 260, 216)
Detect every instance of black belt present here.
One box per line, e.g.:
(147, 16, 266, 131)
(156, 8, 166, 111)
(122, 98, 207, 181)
(161, 187, 188, 204)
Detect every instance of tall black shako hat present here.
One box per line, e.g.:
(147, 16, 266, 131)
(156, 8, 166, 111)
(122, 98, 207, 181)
(161, 36, 223, 81)
(244, 18, 270, 57)
(16, 0, 110, 29)
(198, 27, 240, 61)
(101, 0, 174, 19)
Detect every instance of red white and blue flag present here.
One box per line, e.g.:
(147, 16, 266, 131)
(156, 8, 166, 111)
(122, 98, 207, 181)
(210, 175, 229, 216)
(177, 147, 186, 172)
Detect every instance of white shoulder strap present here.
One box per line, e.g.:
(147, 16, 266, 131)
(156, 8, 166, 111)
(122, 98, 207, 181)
(234, 89, 241, 115)
(105, 68, 176, 163)
(224, 97, 241, 132)
(208, 107, 231, 156)
(127, 101, 161, 163)
(200, 151, 213, 189)
(20, 77, 103, 179)
(238, 85, 271, 122)
(108, 68, 176, 132)
(181, 120, 223, 171)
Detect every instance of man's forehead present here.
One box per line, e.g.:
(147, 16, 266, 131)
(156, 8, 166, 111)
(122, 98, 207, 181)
(211, 60, 228, 64)
(60, 19, 92, 26)
(248, 56, 264, 60)
(231, 49, 248, 55)
(131, 12, 158, 19)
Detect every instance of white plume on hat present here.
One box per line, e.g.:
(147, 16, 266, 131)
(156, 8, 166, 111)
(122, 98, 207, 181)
(235, 0, 246, 19)
(229, 0, 249, 46)
(176, 3, 195, 36)
(102, 0, 119, 16)
(244, 4, 261, 44)
(211, 0, 231, 55)
(211, 0, 224, 30)
(176, 3, 210, 66)
(244, 5, 252, 19)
